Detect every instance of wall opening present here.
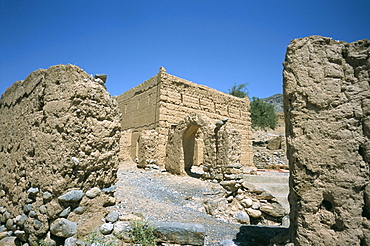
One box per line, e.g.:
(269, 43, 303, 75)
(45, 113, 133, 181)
(182, 124, 202, 176)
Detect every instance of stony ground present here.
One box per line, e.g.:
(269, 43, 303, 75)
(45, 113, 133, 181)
(112, 161, 243, 245)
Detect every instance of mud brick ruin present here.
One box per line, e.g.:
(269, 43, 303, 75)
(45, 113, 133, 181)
(284, 36, 370, 245)
(0, 65, 121, 245)
(116, 67, 253, 178)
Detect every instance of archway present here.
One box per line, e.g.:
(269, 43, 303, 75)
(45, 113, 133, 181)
(165, 113, 214, 176)
(182, 125, 202, 175)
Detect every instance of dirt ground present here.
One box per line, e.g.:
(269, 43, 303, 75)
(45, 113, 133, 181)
(112, 161, 243, 245)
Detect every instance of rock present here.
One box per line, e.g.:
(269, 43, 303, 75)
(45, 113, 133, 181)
(112, 221, 132, 241)
(85, 187, 101, 199)
(119, 214, 143, 221)
(0, 190, 5, 197)
(72, 206, 86, 215)
(71, 157, 79, 165)
(16, 214, 27, 228)
(58, 190, 84, 203)
(0, 232, 7, 240)
(282, 215, 290, 227)
(102, 186, 116, 194)
(105, 211, 119, 223)
(240, 198, 253, 208)
(14, 230, 28, 242)
(100, 223, 114, 235)
(59, 207, 71, 218)
(245, 208, 262, 218)
(39, 205, 47, 214)
(0, 236, 16, 246)
(64, 237, 77, 246)
(50, 218, 77, 238)
(219, 239, 240, 246)
(43, 191, 53, 202)
(103, 197, 116, 207)
(260, 203, 286, 218)
(33, 220, 42, 230)
(23, 204, 32, 214)
(236, 211, 250, 224)
(267, 136, 282, 150)
(27, 187, 39, 196)
(5, 219, 15, 231)
(154, 222, 206, 245)
(256, 191, 274, 200)
(28, 211, 37, 218)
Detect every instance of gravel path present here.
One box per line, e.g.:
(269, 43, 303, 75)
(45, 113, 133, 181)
(113, 161, 242, 245)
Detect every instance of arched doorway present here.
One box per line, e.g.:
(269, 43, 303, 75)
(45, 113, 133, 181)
(165, 113, 213, 176)
(182, 125, 202, 174)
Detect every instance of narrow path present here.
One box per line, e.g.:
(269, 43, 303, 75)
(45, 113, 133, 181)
(113, 161, 242, 245)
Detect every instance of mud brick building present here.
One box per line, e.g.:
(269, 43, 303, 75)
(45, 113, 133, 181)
(116, 67, 252, 174)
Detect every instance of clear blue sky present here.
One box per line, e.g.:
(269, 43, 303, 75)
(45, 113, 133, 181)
(1, 1, 369, 99)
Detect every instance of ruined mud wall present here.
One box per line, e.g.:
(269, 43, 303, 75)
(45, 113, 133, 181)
(117, 67, 252, 167)
(0, 65, 120, 242)
(284, 36, 370, 245)
(158, 69, 251, 167)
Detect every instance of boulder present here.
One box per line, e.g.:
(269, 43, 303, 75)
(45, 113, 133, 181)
(154, 222, 206, 245)
(50, 218, 77, 238)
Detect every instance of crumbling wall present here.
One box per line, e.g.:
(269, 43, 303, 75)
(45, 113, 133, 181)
(0, 65, 121, 244)
(284, 36, 370, 245)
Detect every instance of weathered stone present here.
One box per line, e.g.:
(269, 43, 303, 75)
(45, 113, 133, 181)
(105, 211, 119, 223)
(240, 198, 253, 208)
(103, 197, 116, 207)
(29, 211, 37, 218)
(50, 218, 77, 238)
(236, 211, 250, 224)
(284, 36, 370, 245)
(112, 221, 132, 241)
(42, 191, 53, 202)
(64, 237, 77, 246)
(260, 203, 286, 218)
(0, 236, 17, 246)
(58, 190, 84, 203)
(72, 206, 86, 215)
(245, 208, 262, 219)
(102, 186, 116, 194)
(153, 222, 206, 245)
(14, 230, 28, 242)
(27, 188, 39, 197)
(39, 205, 47, 214)
(59, 207, 71, 218)
(100, 223, 114, 235)
(267, 136, 282, 150)
(23, 204, 32, 214)
(85, 187, 101, 199)
(16, 214, 27, 228)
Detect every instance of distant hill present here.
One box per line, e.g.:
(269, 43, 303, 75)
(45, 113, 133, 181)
(261, 93, 283, 113)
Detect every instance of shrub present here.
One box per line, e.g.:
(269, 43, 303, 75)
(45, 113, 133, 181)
(228, 83, 248, 98)
(130, 220, 157, 246)
(250, 97, 277, 130)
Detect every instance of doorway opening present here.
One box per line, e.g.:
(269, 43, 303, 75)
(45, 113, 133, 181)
(182, 125, 203, 177)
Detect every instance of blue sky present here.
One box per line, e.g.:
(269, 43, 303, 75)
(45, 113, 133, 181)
(1, 1, 369, 99)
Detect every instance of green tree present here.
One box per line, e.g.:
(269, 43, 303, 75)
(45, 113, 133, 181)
(250, 97, 277, 130)
(228, 83, 248, 98)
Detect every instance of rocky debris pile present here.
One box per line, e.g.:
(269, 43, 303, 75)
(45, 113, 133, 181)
(0, 186, 117, 245)
(252, 131, 288, 170)
(203, 180, 289, 227)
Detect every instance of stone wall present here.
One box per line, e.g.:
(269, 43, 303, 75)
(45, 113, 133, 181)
(284, 36, 370, 245)
(117, 67, 252, 168)
(0, 65, 121, 244)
